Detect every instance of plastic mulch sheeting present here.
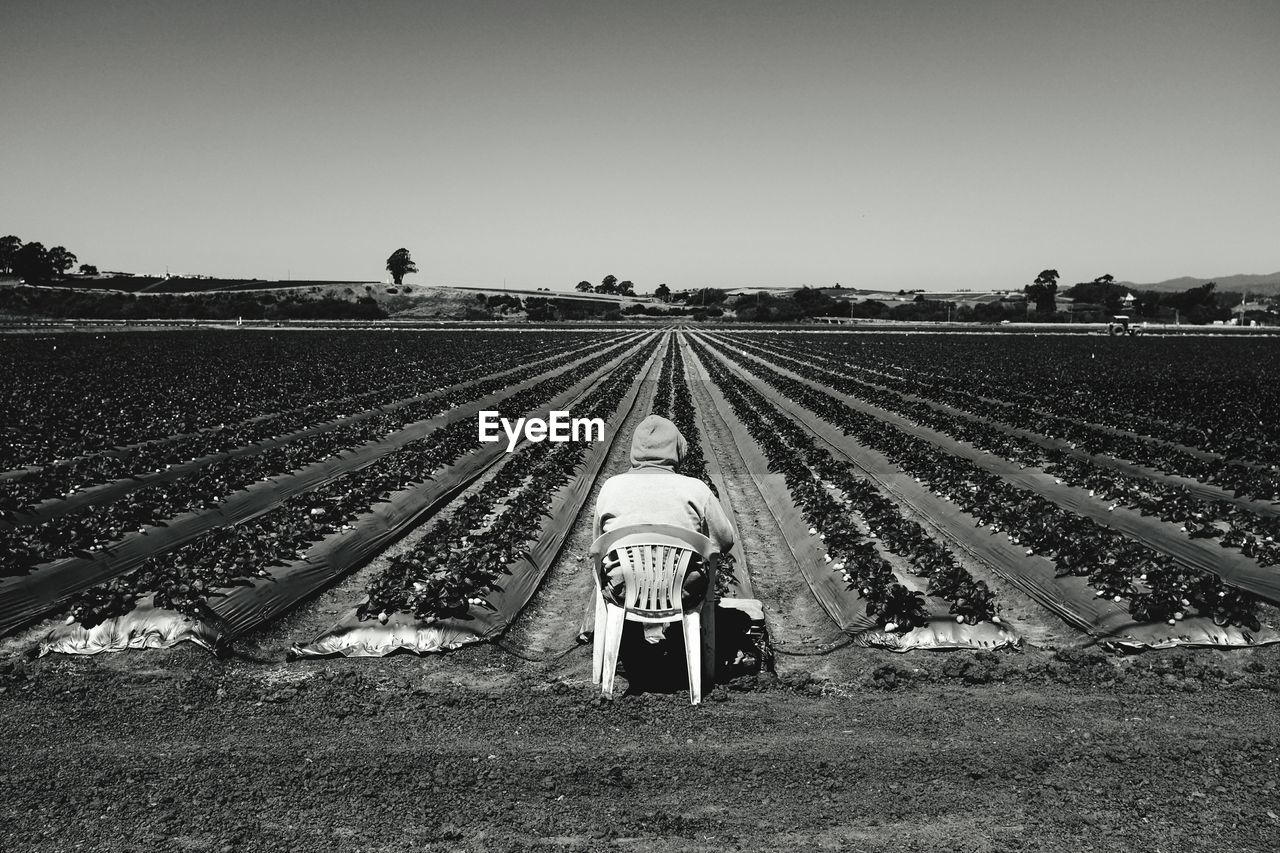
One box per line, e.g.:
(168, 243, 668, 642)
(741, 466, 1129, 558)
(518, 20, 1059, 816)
(7, 337, 642, 639)
(38, 600, 221, 654)
(289, 340, 659, 658)
(38, 449, 505, 655)
(690, 344, 1017, 653)
(704, 338, 1279, 651)
(35, 337, 653, 655)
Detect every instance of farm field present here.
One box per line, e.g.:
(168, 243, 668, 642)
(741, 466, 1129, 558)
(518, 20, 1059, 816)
(3, 326, 1280, 852)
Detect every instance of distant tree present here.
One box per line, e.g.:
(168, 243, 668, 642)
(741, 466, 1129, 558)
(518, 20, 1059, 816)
(0, 235, 21, 274)
(654, 283, 670, 302)
(1025, 268, 1060, 313)
(13, 241, 54, 283)
(852, 299, 889, 319)
(385, 248, 417, 285)
(525, 296, 554, 321)
(617, 280, 635, 296)
(45, 246, 77, 277)
(1161, 281, 1230, 323)
(792, 286, 837, 316)
(575, 280, 594, 293)
(597, 274, 618, 294)
(1065, 276, 1128, 314)
(680, 287, 727, 307)
(78, 263, 99, 276)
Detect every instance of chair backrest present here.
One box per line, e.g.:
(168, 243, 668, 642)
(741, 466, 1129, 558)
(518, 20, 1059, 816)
(590, 524, 716, 619)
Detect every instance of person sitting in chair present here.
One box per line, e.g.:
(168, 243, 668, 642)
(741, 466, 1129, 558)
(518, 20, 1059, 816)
(593, 414, 735, 644)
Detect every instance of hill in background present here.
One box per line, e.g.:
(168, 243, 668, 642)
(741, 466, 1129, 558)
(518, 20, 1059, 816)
(1118, 272, 1280, 296)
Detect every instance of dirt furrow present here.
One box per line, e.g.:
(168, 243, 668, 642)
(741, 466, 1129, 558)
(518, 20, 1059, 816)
(502, 333, 671, 663)
(682, 339, 845, 661)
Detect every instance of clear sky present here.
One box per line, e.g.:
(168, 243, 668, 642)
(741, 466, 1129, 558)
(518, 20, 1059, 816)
(3, 0, 1277, 291)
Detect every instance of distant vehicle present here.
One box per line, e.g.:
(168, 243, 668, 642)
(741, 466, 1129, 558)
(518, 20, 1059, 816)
(1107, 315, 1143, 336)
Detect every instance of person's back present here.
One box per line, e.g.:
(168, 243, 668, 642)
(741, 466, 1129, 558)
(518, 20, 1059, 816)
(593, 414, 734, 651)
(592, 415, 734, 552)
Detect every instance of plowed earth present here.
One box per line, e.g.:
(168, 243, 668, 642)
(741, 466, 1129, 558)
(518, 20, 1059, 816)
(3, 643, 1280, 853)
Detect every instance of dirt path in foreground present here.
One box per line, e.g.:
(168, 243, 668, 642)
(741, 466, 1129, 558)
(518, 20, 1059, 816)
(503, 333, 669, 663)
(4, 642, 1280, 853)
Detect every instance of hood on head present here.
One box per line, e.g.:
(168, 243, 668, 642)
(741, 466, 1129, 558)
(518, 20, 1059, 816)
(630, 414, 687, 469)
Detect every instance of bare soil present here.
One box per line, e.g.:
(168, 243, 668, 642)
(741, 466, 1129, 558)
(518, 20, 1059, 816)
(3, 642, 1280, 853)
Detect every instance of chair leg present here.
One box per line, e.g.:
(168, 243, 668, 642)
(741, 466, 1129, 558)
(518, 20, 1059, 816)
(681, 611, 702, 705)
(701, 598, 716, 692)
(600, 605, 627, 699)
(591, 588, 607, 685)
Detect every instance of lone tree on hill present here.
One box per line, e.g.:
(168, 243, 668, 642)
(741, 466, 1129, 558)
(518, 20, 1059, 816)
(617, 280, 635, 296)
(654, 283, 670, 302)
(79, 263, 99, 276)
(385, 248, 418, 285)
(597, 274, 618, 294)
(575, 280, 594, 292)
(1025, 268, 1060, 312)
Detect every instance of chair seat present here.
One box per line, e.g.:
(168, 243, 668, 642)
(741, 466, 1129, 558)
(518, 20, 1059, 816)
(589, 524, 718, 705)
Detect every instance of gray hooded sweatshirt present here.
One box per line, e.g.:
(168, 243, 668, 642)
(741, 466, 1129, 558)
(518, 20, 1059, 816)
(592, 414, 735, 553)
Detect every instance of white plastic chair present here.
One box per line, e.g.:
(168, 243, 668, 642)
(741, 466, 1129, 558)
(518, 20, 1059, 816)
(589, 524, 717, 704)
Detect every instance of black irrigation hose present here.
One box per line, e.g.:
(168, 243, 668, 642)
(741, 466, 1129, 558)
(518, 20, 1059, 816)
(771, 636, 856, 656)
(494, 637, 585, 663)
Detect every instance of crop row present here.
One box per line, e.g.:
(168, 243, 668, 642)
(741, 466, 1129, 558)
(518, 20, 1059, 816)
(702, 335, 1264, 630)
(0, 330, 607, 469)
(65, 336, 657, 628)
(722, 334, 1280, 566)
(1041, 455, 1279, 567)
(0, 336, 641, 574)
(0, 334, 597, 514)
(732, 332, 1279, 500)
(743, 332, 1280, 468)
(361, 337, 661, 622)
(691, 337, 999, 630)
(654, 335, 734, 595)
(651, 333, 677, 420)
